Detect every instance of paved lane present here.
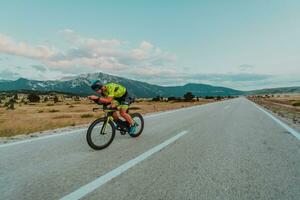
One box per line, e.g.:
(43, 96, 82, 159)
(0, 98, 299, 200)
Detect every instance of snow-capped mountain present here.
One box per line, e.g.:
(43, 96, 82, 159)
(0, 72, 243, 97)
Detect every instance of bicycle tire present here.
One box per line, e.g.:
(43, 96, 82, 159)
(86, 118, 116, 150)
(129, 113, 144, 138)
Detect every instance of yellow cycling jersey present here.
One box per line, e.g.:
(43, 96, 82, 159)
(103, 83, 126, 98)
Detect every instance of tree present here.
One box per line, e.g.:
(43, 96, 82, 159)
(183, 92, 194, 101)
(43, 97, 49, 102)
(73, 96, 80, 101)
(152, 96, 162, 101)
(28, 93, 40, 102)
(205, 96, 214, 99)
(54, 95, 59, 103)
(167, 96, 177, 101)
(6, 98, 15, 110)
(13, 93, 18, 100)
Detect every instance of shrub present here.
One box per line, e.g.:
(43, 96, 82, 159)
(129, 106, 141, 110)
(5, 98, 15, 110)
(28, 93, 40, 102)
(49, 109, 59, 113)
(81, 113, 94, 118)
(152, 96, 162, 101)
(205, 96, 214, 99)
(292, 101, 300, 107)
(53, 95, 59, 103)
(183, 92, 194, 101)
(167, 96, 177, 101)
(20, 98, 27, 104)
(216, 96, 222, 100)
(73, 96, 80, 101)
(43, 97, 49, 102)
(46, 103, 54, 106)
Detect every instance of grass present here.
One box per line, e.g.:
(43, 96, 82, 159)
(53, 115, 72, 119)
(0, 99, 215, 137)
(248, 94, 300, 125)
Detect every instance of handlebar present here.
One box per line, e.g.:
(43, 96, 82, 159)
(92, 103, 118, 112)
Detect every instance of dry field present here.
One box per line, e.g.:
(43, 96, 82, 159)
(248, 93, 300, 124)
(0, 99, 215, 137)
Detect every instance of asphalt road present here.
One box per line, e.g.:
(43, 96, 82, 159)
(0, 98, 299, 200)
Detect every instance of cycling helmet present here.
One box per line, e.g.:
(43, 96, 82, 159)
(90, 80, 103, 91)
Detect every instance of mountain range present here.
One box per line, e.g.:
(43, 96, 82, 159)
(0, 72, 298, 97)
(0, 72, 243, 97)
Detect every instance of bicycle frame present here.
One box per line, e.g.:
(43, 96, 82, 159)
(100, 109, 115, 134)
(94, 104, 131, 134)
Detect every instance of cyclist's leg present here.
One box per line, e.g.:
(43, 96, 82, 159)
(116, 92, 133, 125)
(111, 100, 120, 121)
(112, 111, 119, 121)
(119, 105, 134, 125)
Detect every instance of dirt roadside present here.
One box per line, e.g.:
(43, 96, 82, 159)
(248, 95, 300, 133)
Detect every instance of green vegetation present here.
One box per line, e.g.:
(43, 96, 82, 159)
(292, 101, 300, 107)
(152, 96, 162, 101)
(81, 113, 94, 118)
(183, 92, 195, 101)
(28, 93, 40, 102)
(5, 98, 15, 110)
(43, 97, 49, 102)
(53, 95, 59, 103)
(49, 109, 60, 113)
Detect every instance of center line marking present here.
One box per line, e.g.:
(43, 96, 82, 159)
(59, 130, 189, 200)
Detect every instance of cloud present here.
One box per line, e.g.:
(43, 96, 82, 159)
(239, 64, 254, 71)
(0, 34, 57, 60)
(126, 70, 273, 89)
(31, 65, 47, 72)
(60, 29, 122, 49)
(140, 41, 154, 50)
(0, 31, 176, 76)
(0, 70, 20, 80)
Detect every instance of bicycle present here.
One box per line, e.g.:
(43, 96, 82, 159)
(86, 102, 144, 150)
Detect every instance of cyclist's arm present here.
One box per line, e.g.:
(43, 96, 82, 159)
(99, 96, 113, 104)
(88, 95, 113, 104)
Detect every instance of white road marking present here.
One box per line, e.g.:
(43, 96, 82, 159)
(59, 130, 189, 200)
(253, 102, 300, 140)
(0, 103, 206, 148)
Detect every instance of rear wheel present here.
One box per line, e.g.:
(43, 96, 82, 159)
(86, 118, 116, 150)
(129, 113, 144, 138)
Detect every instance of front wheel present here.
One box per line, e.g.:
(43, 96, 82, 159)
(129, 113, 144, 138)
(86, 118, 116, 150)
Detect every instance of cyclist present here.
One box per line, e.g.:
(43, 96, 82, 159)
(88, 80, 136, 134)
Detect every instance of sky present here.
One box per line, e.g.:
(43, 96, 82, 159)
(0, 0, 299, 90)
